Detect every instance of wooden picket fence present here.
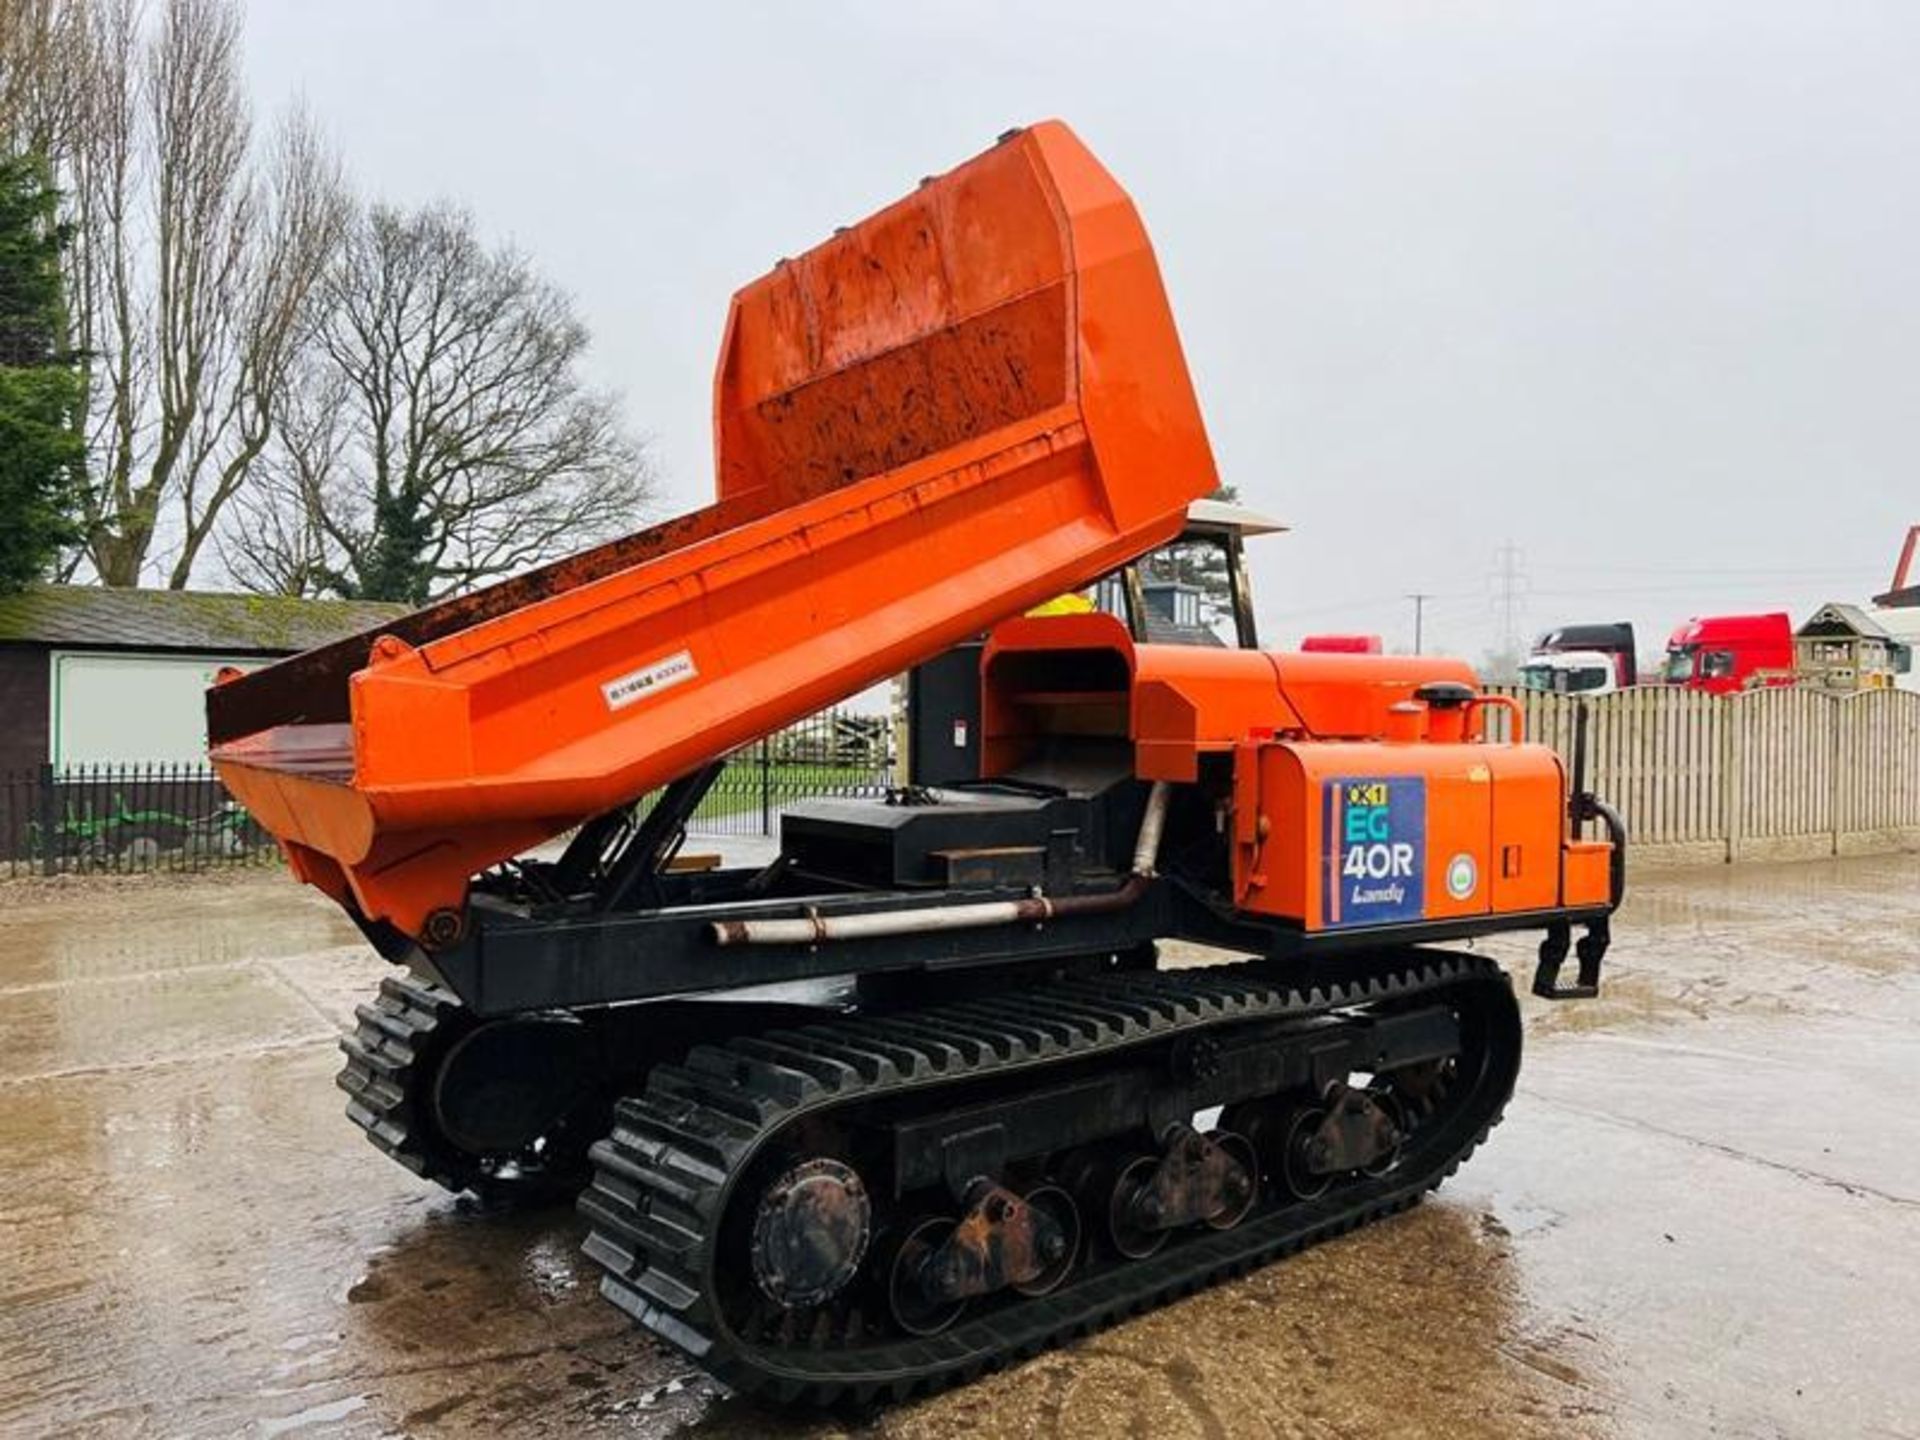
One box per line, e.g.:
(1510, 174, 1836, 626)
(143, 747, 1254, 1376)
(1486, 686, 1920, 862)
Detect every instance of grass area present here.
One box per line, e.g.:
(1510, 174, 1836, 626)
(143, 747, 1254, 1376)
(692, 763, 887, 821)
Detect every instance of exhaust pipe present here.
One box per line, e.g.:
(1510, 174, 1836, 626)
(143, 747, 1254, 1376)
(710, 781, 1172, 948)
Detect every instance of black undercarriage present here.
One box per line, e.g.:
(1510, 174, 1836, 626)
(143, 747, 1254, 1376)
(337, 753, 1610, 1405)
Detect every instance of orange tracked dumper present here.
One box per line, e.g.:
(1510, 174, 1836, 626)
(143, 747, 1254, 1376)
(210, 122, 1621, 1405)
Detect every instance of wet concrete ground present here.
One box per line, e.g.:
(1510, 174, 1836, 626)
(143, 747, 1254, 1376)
(1, 852, 1916, 1439)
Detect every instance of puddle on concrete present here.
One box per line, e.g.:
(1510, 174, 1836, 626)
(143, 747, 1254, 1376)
(0, 872, 363, 988)
(0, 855, 1914, 1436)
(643, 1201, 1612, 1440)
(0, 962, 332, 1081)
(259, 1394, 370, 1436)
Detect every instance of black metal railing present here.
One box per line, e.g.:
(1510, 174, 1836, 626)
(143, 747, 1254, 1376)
(0, 707, 898, 877)
(687, 707, 896, 837)
(1, 762, 279, 877)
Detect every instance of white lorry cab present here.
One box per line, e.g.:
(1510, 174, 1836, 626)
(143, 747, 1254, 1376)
(1518, 649, 1621, 696)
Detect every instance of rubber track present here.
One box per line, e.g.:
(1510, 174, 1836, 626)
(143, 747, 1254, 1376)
(578, 951, 1520, 1405)
(337, 972, 471, 1190)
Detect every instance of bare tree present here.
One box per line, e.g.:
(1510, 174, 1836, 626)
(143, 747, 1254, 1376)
(160, 105, 345, 586)
(27, 0, 344, 587)
(0, 0, 83, 158)
(224, 200, 651, 604)
(218, 353, 347, 595)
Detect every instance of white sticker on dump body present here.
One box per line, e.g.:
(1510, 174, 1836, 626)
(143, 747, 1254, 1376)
(601, 650, 698, 711)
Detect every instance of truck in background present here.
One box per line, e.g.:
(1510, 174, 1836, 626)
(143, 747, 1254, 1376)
(1871, 523, 1920, 693)
(1532, 622, 1636, 688)
(1299, 633, 1382, 654)
(1519, 649, 1621, 696)
(1879, 611, 1920, 694)
(1663, 612, 1794, 693)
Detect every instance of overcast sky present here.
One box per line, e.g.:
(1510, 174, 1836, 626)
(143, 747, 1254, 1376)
(245, 1, 1917, 662)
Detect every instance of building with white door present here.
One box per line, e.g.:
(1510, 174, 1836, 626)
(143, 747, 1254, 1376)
(0, 586, 404, 775)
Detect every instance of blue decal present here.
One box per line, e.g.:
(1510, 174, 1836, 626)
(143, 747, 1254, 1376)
(1322, 777, 1426, 928)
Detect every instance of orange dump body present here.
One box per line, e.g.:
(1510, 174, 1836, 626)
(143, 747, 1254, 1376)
(980, 613, 1614, 932)
(208, 122, 1218, 940)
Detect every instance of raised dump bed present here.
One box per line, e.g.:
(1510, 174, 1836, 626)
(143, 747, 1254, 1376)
(208, 121, 1218, 942)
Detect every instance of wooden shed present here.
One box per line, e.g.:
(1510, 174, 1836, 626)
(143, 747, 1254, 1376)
(1794, 602, 1910, 693)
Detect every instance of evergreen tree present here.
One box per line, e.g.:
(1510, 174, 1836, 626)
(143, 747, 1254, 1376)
(0, 152, 82, 593)
(355, 485, 439, 606)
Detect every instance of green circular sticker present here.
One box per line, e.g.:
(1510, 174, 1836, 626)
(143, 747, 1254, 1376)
(1446, 853, 1478, 900)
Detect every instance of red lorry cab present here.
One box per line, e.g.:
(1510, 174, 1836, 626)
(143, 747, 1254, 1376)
(1663, 613, 1794, 693)
(1300, 633, 1383, 654)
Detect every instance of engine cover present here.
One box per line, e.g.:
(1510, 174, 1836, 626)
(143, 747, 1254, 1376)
(780, 789, 1096, 890)
(1232, 739, 1571, 930)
